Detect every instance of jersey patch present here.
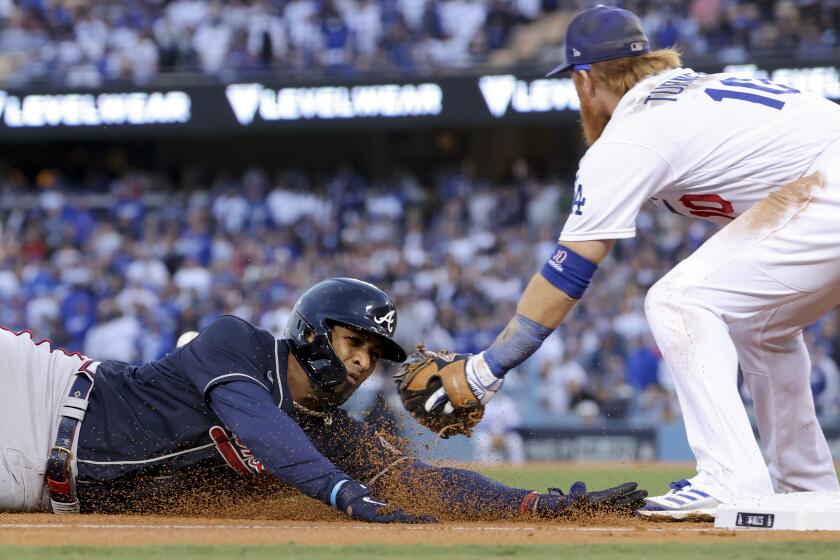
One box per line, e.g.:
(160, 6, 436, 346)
(209, 425, 265, 475)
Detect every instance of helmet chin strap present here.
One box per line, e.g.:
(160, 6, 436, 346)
(305, 373, 350, 410)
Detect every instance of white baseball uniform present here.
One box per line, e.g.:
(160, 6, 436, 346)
(0, 327, 90, 511)
(560, 67, 840, 502)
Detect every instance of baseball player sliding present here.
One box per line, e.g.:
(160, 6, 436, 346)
(0, 277, 646, 519)
(405, 5, 840, 520)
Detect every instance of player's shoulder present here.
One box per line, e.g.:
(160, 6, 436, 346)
(585, 68, 703, 163)
(199, 315, 274, 350)
(204, 314, 255, 335)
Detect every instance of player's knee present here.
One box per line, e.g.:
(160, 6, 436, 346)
(644, 275, 688, 324)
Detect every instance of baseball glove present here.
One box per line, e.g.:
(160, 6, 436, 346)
(393, 345, 484, 439)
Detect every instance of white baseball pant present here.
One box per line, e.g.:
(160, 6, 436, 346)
(645, 140, 840, 502)
(0, 327, 88, 511)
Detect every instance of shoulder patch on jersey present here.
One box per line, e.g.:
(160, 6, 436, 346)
(209, 425, 265, 475)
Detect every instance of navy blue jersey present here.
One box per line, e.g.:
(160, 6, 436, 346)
(76, 315, 350, 507)
(78, 400, 534, 517)
(79, 316, 308, 482)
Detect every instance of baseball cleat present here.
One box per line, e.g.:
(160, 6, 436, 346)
(637, 479, 721, 521)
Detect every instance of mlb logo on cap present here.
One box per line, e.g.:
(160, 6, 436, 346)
(547, 5, 650, 76)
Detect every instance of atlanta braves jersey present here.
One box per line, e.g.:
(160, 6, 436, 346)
(75, 315, 352, 506)
(559, 67, 840, 242)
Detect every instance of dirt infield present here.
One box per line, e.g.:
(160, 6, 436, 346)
(2, 514, 840, 546)
(4, 464, 838, 548)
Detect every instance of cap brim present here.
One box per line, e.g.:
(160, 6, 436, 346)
(381, 338, 407, 363)
(546, 61, 572, 77)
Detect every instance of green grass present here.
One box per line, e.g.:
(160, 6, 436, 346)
(478, 463, 840, 496)
(478, 464, 695, 496)
(3, 543, 839, 560)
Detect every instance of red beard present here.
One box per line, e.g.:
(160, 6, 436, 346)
(579, 89, 611, 146)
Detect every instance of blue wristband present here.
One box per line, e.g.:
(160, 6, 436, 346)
(329, 479, 350, 508)
(540, 243, 598, 299)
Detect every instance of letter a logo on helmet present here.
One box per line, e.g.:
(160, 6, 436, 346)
(374, 310, 395, 334)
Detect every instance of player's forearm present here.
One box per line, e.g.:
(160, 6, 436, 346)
(517, 273, 578, 328)
(208, 381, 349, 504)
(482, 274, 577, 376)
(483, 239, 612, 376)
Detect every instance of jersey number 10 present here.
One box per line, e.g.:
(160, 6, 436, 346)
(704, 78, 800, 110)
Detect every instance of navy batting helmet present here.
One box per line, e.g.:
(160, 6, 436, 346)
(285, 277, 407, 388)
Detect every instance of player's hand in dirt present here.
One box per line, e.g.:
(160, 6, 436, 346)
(528, 481, 648, 517)
(335, 480, 438, 523)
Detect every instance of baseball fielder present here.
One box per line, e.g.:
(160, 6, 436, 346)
(416, 6, 840, 520)
(0, 277, 645, 518)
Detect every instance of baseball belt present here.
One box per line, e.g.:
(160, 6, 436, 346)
(46, 359, 99, 514)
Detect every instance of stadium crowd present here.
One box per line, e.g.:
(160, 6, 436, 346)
(1, 162, 839, 430)
(0, 0, 838, 87)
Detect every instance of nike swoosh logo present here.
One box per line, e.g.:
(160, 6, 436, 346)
(362, 497, 388, 506)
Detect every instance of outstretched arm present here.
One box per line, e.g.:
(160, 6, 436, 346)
(373, 458, 645, 519)
(414, 239, 616, 421)
(309, 406, 646, 519)
(209, 381, 435, 523)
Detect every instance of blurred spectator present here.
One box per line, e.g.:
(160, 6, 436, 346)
(5, 0, 836, 87)
(83, 299, 141, 363)
(538, 334, 589, 416)
(473, 393, 526, 464)
(631, 383, 678, 423)
(808, 332, 840, 416)
(624, 335, 661, 392)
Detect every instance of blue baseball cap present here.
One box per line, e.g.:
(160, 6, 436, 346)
(547, 5, 650, 76)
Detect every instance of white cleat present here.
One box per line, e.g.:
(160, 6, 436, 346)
(637, 479, 721, 521)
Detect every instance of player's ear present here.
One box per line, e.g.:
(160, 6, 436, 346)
(578, 70, 598, 99)
(572, 71, 592, 99)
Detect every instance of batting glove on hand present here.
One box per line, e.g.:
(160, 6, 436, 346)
(335, 481, 437, 524)
(527, 481, 647, 517)
(425, 352, 504, 415)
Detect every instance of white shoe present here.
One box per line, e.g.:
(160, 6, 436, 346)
(637, 479, 721, 521)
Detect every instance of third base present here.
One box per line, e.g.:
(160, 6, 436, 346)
(714, 491, 840, 531)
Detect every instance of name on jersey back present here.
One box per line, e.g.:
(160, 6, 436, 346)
(645, 72, 704, 104)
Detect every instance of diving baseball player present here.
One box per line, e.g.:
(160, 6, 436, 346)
(0, 277, 646, 519)
(409, 6, 840, 520)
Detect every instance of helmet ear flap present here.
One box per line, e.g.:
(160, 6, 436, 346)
(286, 310, 347, 389)
(302, 324, 316, 344)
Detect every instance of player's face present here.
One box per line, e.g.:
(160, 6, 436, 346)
(326, 324, 384, 403)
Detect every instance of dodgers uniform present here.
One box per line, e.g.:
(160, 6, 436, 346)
(561, 67, 840, 501)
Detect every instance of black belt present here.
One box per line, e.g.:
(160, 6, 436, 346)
(46, 360, 97, 514)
